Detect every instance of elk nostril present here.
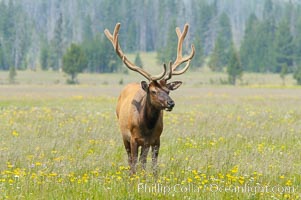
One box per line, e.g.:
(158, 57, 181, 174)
(167, 100, 175, 107)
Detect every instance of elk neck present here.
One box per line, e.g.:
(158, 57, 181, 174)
(141, 93, 161, 130)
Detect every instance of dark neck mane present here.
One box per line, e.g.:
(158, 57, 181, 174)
(142, 94, 161, 130)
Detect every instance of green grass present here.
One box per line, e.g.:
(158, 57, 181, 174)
(0, 69, 299, 88)
(0, 51, 299, 87)
(0, 83, 301, 199)
(0, 52, 300, 199)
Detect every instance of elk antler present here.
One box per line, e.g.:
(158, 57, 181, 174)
(104, 23, 167, 81)
(165, 23, 195, 81)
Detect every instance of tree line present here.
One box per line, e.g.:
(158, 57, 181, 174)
(1, 0, 301, 84)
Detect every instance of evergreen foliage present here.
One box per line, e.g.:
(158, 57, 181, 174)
(227, 46, 243, 85)
(240, 0, 277, 73)
(257, 16, 276, 72)
(209, 12, 233, 72)
(51, 13, 63, 70)
(191, 34, 204, 68)
(294, 15, 301, 66)
(274, 19, 294, 73)
(81, 34, 121, 73)
(157, 20, 177, 64)
(208, 42, 220, 71)
(40, 43, 49, 70)
(293, 65, 301, 85)
(195, 0, 217, 56)
(134, 53, 143, 68)
(0, 0, 300, 82)
(0, 41, 4, 68)
(8, 65, 16, 84)
(240, 14, 260, 72)
(62, 43, 88, 84)
(0, 1, 31, 70)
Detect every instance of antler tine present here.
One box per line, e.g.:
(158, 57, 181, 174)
(104, 23, 167, 81)
(174, 24, 188, 67)
(164, 61, 173, 81)
(165, 24, 195, 81)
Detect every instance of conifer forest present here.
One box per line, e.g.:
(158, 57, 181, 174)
(1, 0, 301, 77)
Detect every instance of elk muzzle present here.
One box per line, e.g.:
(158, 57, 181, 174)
(165, 98, 175, 111)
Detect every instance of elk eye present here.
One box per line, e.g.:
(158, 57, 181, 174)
(151, 90, 157, 95)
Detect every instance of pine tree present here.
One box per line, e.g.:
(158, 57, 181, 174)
(263, 0, 273, 20)
(51, 13, 63, 70)
(0, 1, 31, 70)
(293, 65, 301, 85)
(227, 46, 243, 85)
(0, 1, 14, 70)
(134, 53, 143, 68)
(218, 12, 233, 66)
(255, 20, 276, 72)
(40, 43, 49, 70)
(274, 19, 294, 73)
(0, 41, 4, 69)
(62, 43, 88, 84)
(209, 12, 233, 71)
(82, 32, 122, 73)
(294, 15, 301, 66)
(240, 14, 260, 72)
(260, 0, 276, 72)
(101, 34, 122, 73)
(208, 39, 222, 71)
(191, 34, 204, 68)
(8, 65, 16, 84)
(280, 63, 288, 86)
(82, 36, 100, 73)
(82, 15, 93, 41)
(196, 0, 216, 55)
(126, 22, 137, 52)
(157, 20, 177, 64)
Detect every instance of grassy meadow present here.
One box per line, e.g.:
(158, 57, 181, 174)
(0, 56, 301, 199)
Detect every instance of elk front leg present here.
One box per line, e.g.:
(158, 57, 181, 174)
(123, 139, 131, 167)
(151, 140, 160, 176)
(139, 145, 150, 171)
(130, 138, 138, 175)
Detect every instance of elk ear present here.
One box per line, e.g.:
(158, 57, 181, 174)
(167, 81, 182, 91)
(141, 81, 149, 92)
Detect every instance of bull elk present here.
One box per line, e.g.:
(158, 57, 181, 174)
(104, 23, 195, 175)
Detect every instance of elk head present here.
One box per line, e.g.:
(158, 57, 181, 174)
(140, 79, 181, 112)
(104, 23, 195, 111)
